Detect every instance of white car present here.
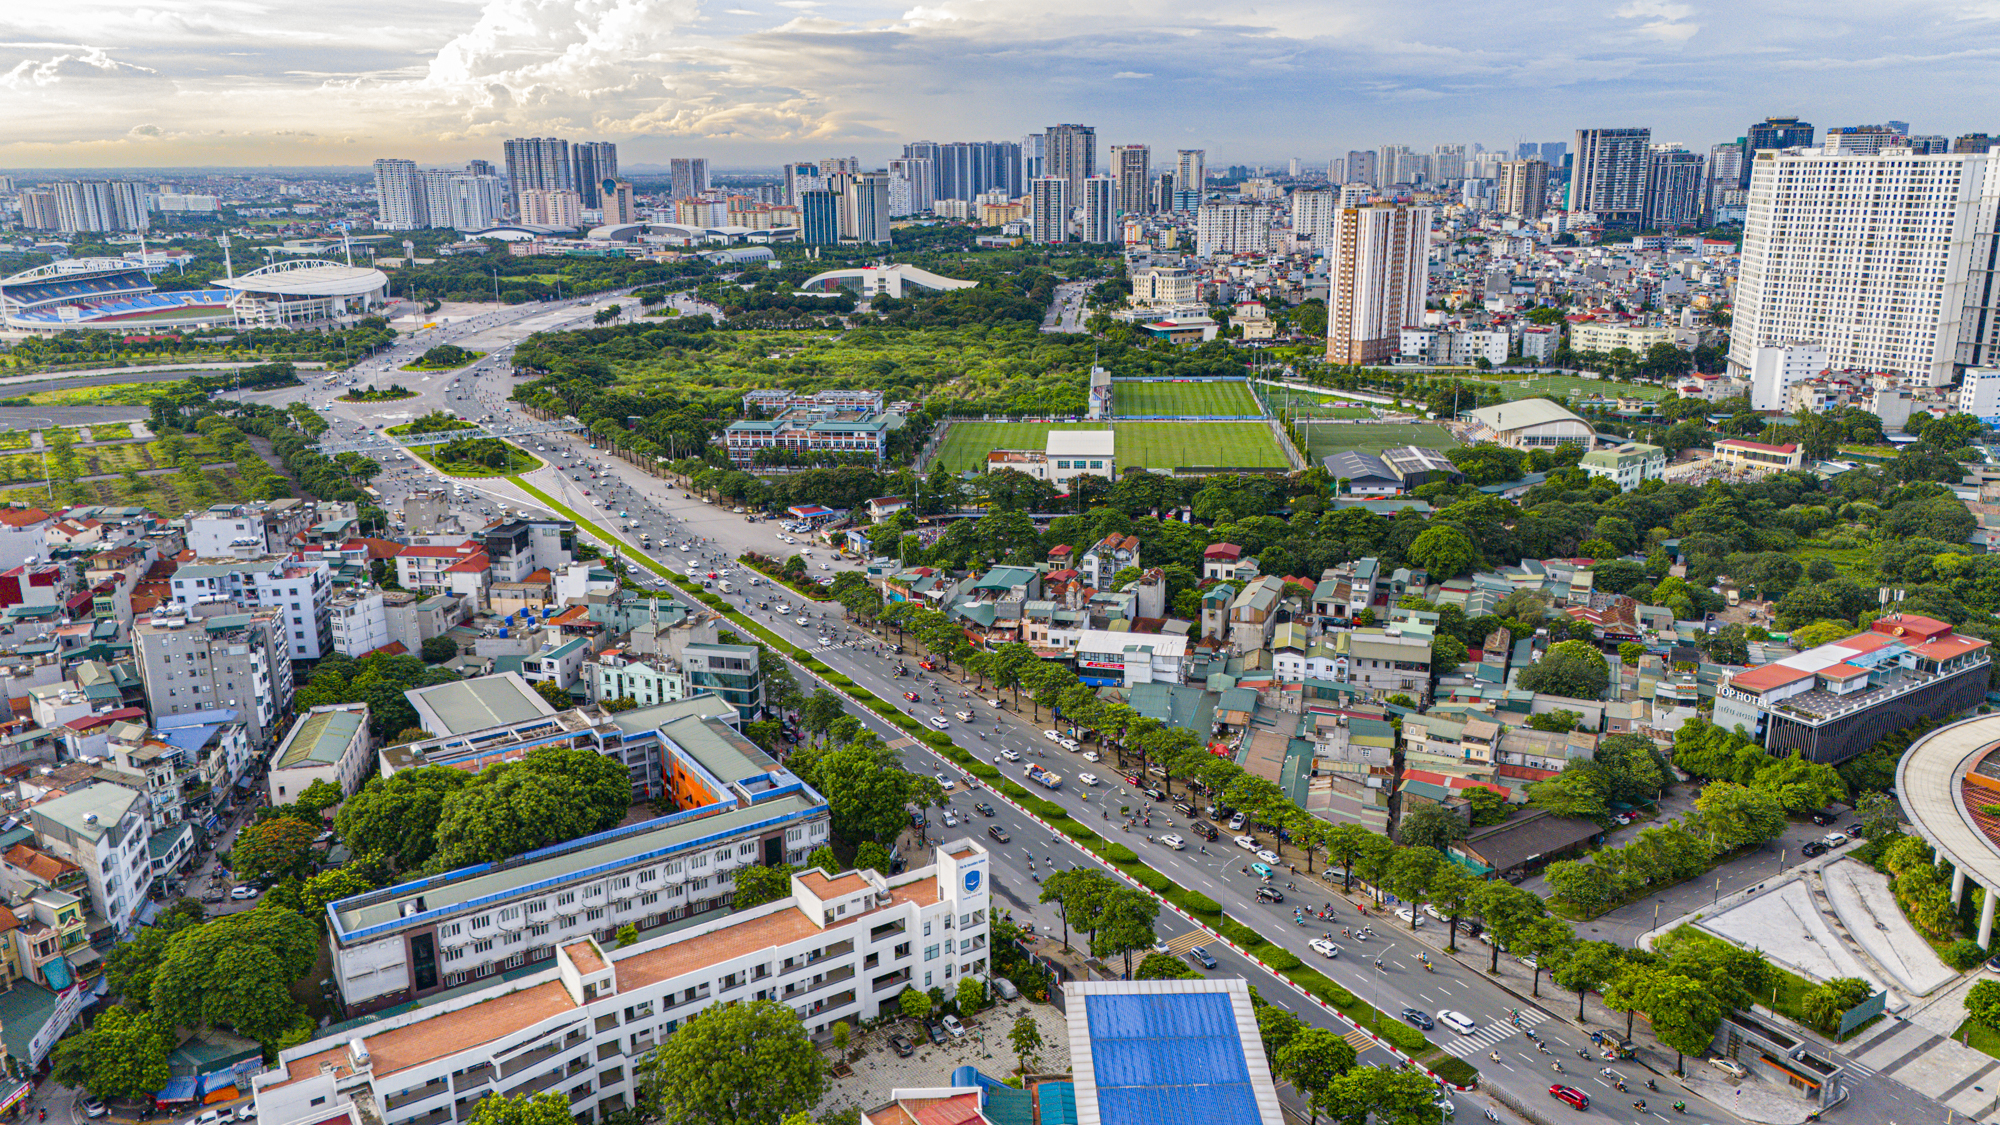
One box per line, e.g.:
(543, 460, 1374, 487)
(194, 1112, 233, 1125)
(1059, 738, 1080, 751)
(1255, 849, 1280, 865)
(942, 811, 958, 827)
(929, 716, 951, 730)
(1077, 772, 1099, 786)
(230, 885, 259, 900)
(1001, 749, 1021, 762)
(1822, 832, 1850, 847)
(1043, 729, 1062, 742)
(941, 1014, 966, 1038)
(796, 616, 810, 627)
(1234, 835, 1259, 851)
(955, 711, 973, 722)
(1394, 907, 1424, 927)
(1437, 1010, 1478, 1036)
(1159, 834, 1185, 850)
(1309, 938, 1341, 959)
(935, 774, 955, 791)
(1423, 904, 1446, 920)
(1083, 750, 1101, 761)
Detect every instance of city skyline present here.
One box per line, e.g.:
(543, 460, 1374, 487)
(2, 0, 1996, 168)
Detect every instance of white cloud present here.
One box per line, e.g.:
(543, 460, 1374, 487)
(0, 0, 1990, 166)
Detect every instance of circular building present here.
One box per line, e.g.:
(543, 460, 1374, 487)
(0, 257, 232, 331)
(1897, 711, 2000, 946)
(214, 259, 389, 328)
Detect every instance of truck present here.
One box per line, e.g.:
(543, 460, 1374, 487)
(1025, 764, 1063, 790)
(717, 580, 733, 595)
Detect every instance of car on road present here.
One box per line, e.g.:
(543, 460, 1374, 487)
(1801, 841, 1827, 858)
(230, 885, 259, 900)
(942, 1014, 966, 1038)
(81, 1099, 107, 1119)
(1152, 939, 1171, 955)
(1394, 907, 1423, 927)
(1077, 772, 1099, 787)
(1190, 820, 1218, 841)
(1043, 729, 1062, 742)
(1255, 849, 1279, 865)
(904, 692, 920, 702)
(987, 826, 1011, 843)
(1001, 749, 1021, 761)
(1255, 886, 1286, 904)
(1822, 831, 1849, 847)
(955, 710, 973, 722)
(1309, 938, 1341, 959)
(929, 716, 951, 730)
(1186, 945, 1216, 969)
(1082, 749, 1100, 761)
(973, 802, 994, 817)
(796, 616, 810, 626)
(1549, 1085, 1590, 1111)
(1059, 738, 1080, 751)
(1234, 834, 1259, 851)
(1437, 1010, 1478, 1035)
(935, 774, 955, 790)
(1250, 862, 1273, 878)
(1401, 1008, 1434, 1030)
(889, 1033, 916, 1057)
(942, 810, 958, 827)
(194, 1112, 233, 1125)
(1159, 834, 1184, 850)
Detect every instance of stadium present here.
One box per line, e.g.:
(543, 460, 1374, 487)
(1, 257, 389, 332)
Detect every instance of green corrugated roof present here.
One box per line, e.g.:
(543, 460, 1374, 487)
(277, 709, 363, 769)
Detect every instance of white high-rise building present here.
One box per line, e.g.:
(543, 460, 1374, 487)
(837, 171, 891, 244)
(1079, 175, 1116, 243)
(1962, 367, 2000, 421)
(1176, 150, 1206, 207)
(1495, 159, 1548, 219)
(1109, 145, 1151, 214)
(1327, 203, 1431, 365)
(887, 157, 934, 216)
(372, 159, 423, 230)
(518, 188, 583, 228)
(1432, 144, 1468, 182)
(1729, 147, 2000, 387)
(444, 174, 506, 231)
(1030, 177, 1068, 244)
(50, 180, 147, 232)
(1292, 189, 1337, 250)
(1196, 202, 1270, 257)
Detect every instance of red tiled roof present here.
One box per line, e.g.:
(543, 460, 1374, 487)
(1729, 664, 1814, 693)
(1870, 613, 1953, 642)
(1205, 543, 1243, 560)
(0, 509, 50, 529)
(1915, 635, 1990, 662)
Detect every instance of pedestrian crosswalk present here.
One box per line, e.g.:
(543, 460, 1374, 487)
(1342, 1029, 1376, 1052)
(1162, 932, 1208, 955)
(1440, 1007, 1551, 1057)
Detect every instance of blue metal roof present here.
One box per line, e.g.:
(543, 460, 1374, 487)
(1084, 993, 1257, 1125)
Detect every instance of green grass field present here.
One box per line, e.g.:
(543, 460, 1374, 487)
(935, 421, 1288, 473)
(1497, 376, 1667, 402)
(1112, 380, 1261, 417)
(1304, 422, 1456, 458)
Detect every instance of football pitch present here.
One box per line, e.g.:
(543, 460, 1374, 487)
(1111, 380, 1261, 417)
(1493, 375, 1667, 402)
(934, 421, 1289, 473)
(1304, 422, 1456, 458)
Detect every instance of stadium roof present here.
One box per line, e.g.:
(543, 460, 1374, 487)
(215, 260, 387, 298)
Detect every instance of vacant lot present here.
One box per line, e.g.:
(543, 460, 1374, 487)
(935, 421, 1288, 473)
(1112, 380, 1261, 417)
(1303, 422, 1456, 458)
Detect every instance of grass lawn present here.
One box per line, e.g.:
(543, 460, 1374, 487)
(19, 380, 197, 407)
(1497, 376, 1668, 403)
(387, 419, 477, 438)
(1304, 422, 1456, 458)
(1957, 1018, 2000, 1061)
(1112, 380, 1261, 417)
(86, 423, 134, 442)
(934, 421, 1287, 473)
(414, 441, 540, 477)
(400, 351, 484, 373)
(341, 389, 417, 403)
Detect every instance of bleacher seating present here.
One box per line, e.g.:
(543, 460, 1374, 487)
(10, 290, 230, 324)
(0, 271, 150, 309)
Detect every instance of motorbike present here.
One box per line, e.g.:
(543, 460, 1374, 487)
(1646, 1080, 1658, 1093)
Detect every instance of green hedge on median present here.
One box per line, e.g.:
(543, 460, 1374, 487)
(1259, 947, 1303, 971)
(1167, 889, 1222, 916)
(1102, 843, 1138, 863)
(1216, 916, 1262, 949)
(1430, 1057, 1479, 1087)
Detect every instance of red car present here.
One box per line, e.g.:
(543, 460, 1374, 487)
(1549, 1085, 1590, 1111)
(1124, 775, 1140, 787)
(903, 692, 920, 702)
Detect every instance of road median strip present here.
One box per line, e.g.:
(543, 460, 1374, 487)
(504, 474, 1476, 1090)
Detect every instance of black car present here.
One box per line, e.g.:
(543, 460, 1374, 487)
(1847, 822, 1867, 836)
(1189, 820, 1219, 841)
(974, 802, 996, 817)
(1255, 886, 1286, 904)
(1402, 1007, 1435, 1029)
(889, 1034, 916, 1057)
(925, 1021, 947, 1045)
(1144, 787, 1168, 803)
(1801, 840, 1828, 857)
(987, 826, 1011, 844)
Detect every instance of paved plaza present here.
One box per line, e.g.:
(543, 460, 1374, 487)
(815, 1000, 1071, 1120)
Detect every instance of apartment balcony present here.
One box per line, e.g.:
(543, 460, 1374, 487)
(450, 1064, 494, 1094)
(803, 989, 857, 1018)
(501, 1069, 564, 1100)
(781, 964, 855, 1001)
(497, 1043, 559, 1080)
(385, 1078, 449, 1112)
(869, 919, 906, 942)
(402, 1107, 451, 1125)
(871, 968, 912, 994)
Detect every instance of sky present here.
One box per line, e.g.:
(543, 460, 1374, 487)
(2, 0, 1998, 170)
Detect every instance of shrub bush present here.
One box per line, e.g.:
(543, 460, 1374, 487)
(1258, 946, 1303, 971)
(1946, 939, 1989, 971)
(1216, 916, 1262, 949)
(968, 763, 1003, 780)
(1430, 1057, 1479, 1087)
(1168, 889, 1222, 915)
(1130, 867, 1172, 892)
(1103, 844, 1138, 863)
(998, 782, 1032, 801)
(1377, 1021, 1431, 1054)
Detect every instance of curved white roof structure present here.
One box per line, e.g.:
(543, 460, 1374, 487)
(216, 259, 388, 298)
(1, 257, 147, 284)
(801, 263, 978, 299)
(1898, 714, 2000, 944)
